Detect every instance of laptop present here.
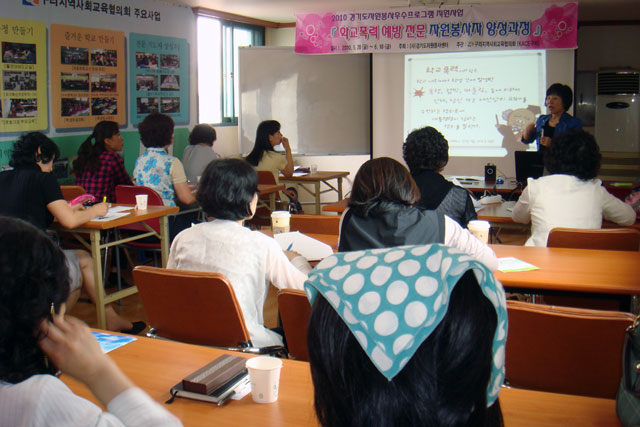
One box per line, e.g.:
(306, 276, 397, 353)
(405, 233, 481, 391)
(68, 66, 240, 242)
(515, 151, 544, 186)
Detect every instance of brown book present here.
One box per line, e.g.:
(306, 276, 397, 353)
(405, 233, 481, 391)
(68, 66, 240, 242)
(182, 354, 247, 395)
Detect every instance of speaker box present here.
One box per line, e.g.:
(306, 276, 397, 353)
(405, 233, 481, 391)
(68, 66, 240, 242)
(485, 164, 496, 183)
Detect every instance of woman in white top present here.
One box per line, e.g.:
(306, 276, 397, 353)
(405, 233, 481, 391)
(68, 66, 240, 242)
(0, 217, 181, 427)
(168, 158, 311, 347)
(512, 129, 635, 246)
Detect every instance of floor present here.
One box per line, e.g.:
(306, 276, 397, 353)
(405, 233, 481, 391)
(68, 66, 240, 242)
(68, 226, 529, 333)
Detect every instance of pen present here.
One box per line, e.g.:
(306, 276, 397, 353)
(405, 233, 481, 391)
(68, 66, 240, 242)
(102, 196, 107, 203)
(217, 391, 235, 406)
(286, 243, 293, 251)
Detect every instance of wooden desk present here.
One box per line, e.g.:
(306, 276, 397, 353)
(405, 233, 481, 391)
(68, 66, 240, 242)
(491, 244, 640, 296)
(56, 204, 178, 329)
(280, 171, 349, 215)
(477, 201, 516, 223)
(258, 183, 285, 211)
(61, 334, 619, 426)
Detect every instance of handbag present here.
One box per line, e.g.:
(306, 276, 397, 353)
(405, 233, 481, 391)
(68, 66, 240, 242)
(617, 316, 640, 426)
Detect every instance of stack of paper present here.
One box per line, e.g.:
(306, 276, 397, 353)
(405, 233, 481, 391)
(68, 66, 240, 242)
(274, 231, 333, 261)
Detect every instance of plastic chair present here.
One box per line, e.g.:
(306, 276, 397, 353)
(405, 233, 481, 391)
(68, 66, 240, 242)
(505, 300, 635, 399)
(290, 214, 341, 235)
(547, 227, 640, 251)
(60, 185, 86, 201)
(277, 289, 311, 361)
(132, 265, 284, 355)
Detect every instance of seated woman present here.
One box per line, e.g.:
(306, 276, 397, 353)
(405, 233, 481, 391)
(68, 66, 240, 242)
(133, 112, 197, 239)
(339, 157, 498, 271)
(512, 129, 635, 246)
(182, 123, 220, 184)
(521, 83, 582, 152)
(245, 120, 301, 212)
(167, 158, 311, 347)
(73, 120, 133, 203)
(0, 132, 143, 333)
(403, 126, 477, 227)
(0, 217, 181, 426)
(305, 244, 507, 426)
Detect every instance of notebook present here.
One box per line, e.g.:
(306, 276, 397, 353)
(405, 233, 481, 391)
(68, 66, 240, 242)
(515, 151, 544, 186)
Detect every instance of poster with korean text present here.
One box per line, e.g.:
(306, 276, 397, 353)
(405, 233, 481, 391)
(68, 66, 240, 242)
(50, 24, 125, 128)
(129, 33, 189, 125)
(0, 18, 47, 133)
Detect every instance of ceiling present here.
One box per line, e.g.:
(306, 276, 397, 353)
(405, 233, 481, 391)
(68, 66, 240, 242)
(169, 0, 640, 23)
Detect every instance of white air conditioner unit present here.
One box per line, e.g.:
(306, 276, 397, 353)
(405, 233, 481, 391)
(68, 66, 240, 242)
(595, 70, 639, 152)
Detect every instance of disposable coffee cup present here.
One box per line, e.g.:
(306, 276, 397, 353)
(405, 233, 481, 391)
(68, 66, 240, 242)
(271, 211, 291, 234)
(135, 194, 148, 210)
(468, 220, 490, 243)
(246, 356, 283, 404)
(310, 164, 318, 174)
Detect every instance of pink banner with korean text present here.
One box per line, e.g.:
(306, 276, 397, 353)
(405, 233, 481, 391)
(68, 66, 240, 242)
(295, 2, 577, 54)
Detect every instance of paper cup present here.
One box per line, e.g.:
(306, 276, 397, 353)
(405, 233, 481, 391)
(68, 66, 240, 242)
(271, 211, 291, 234)
(310, 164, 318, 174)
(468, 220, 491, 243)
(135, 194, 148, 210)
(246, 356, 283, 403)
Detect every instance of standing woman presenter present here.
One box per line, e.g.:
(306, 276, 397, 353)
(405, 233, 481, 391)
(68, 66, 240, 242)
(521, 83, 582, 152)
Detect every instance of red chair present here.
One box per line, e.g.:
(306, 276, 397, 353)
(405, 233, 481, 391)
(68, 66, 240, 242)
(114, 185, 164, 250)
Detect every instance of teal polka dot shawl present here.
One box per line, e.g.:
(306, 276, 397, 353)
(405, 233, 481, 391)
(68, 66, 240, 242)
(304, 243, 507, 406)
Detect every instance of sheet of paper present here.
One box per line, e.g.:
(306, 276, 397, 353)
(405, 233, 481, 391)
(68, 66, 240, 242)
(498, 257, 540, 273)
(273, 231, 333, 261)
(91, 211, 131, 222)
(109, 206, 135, 213)
(291, 170, 308, 177)
(230, 376, 251, 400)
(91, 331, 137, 353)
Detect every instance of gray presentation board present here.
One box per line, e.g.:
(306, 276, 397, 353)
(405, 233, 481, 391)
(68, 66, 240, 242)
(238, 46, 370, 155)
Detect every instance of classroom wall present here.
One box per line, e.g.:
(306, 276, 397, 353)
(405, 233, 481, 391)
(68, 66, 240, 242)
(0, 0, 197, 174)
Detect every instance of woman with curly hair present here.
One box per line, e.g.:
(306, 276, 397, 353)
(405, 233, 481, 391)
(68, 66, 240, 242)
(0, 217, 181, 426)
(403, 126, 477, 227)
(512, 129, 635, 246)
(73, 120, 132, 202)
(338, 157, 497, 271)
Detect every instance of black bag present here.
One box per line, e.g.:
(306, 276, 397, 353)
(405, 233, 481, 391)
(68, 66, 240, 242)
(617, 317, 640, 426)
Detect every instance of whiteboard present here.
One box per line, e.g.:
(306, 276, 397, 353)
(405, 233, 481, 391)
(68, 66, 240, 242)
(238, 47, 370, 155)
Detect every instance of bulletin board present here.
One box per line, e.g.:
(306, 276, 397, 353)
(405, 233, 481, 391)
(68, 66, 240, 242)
(50, 24, 126, 128)
(129, 33, 189, 125)
(0, 18, 48, 132)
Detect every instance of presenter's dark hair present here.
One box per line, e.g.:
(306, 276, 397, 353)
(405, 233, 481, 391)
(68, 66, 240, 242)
(546, 83, 573, 111)
(138, 112, 174, 148)
(307, 270, 503, 427)
(189, 124, 217, 146)
(73, 120, 120, 174)
(545, 129, 601, 180)
(0, 217, 70, 384)
(10, 132, 60, 168)
(197, 158, 258, 221)
(349, 157, 420, 217)
(403, 126, 449, 174)
(246, 120, 280, 166)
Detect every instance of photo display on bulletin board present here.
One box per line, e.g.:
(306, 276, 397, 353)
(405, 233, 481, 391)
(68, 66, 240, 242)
(0, 18, 48, 133)
(50, 24, 126, 129)
(129, 33, 189, 125)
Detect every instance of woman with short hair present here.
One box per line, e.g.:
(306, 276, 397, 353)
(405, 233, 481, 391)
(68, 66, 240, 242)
(513, 129, 635, 246)
(338, 157, 498, 271)
(521, 83, 582, 152)
(182, 123, 220, 184)
(0, 217, 181, 426)
(306, 244, 507, 426)
(167, 158, 311, 347)
(403, 126, 477, 227)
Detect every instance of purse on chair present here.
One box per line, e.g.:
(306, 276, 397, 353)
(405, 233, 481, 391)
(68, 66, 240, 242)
(617, 316, 640, 426)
